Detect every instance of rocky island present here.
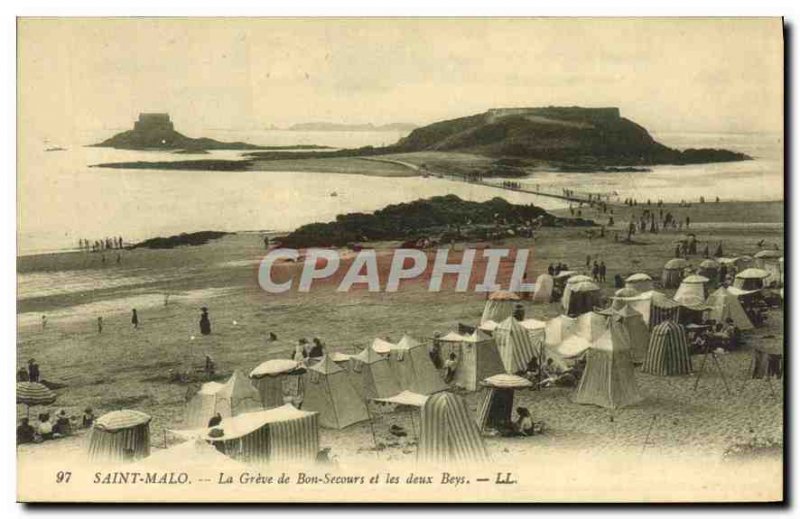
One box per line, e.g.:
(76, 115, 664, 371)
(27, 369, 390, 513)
(92, 107, 751, 175)
(92, 113, 329, 152)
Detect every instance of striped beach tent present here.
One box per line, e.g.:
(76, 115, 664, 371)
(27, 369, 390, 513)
(418, 392, 489, 464)
(172, 405, 319, 465)
(88, 410, 152, 463)
(476, 374, 532, 432)
(641, 321, 692, 376)
(574, 328, 641, 409)
(302, 355, 369, 429)
(493, 316, 539, 374)
(614, 290, 680, 328)
(662, 258, 690, 289)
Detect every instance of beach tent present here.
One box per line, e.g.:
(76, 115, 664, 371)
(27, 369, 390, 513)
(611, 287, 640, 310)
(575, 311, 610, 342)
(718, 256, 754, 272)
(350, 345, 402, 399)
(478, 320, 500, 334)
(249, 359, 306, 409)
(302, 355, 369, 429)
(184, 371, 262, 428)
(611, 305, 650, 364)
(88, 410, 151, 463)
(388, 334, 447, 395)
(562, 280, 601, 316)
(612, 290, 680, 328)
(754, 251, 782, 287)
(480, 291, 520, 324)
(733, 268, 770, 291)
(698, 259, 720, 284)
(173, 405, 319, 465)
(560, 275, 593, 308)
(452, 330, 506, 391)
(706, 287, 753, 331)
(134, 438, 249, 472)
(545, 315, 578, 347)
(574, 328, 641, 410)
(661, 258, 689, 289)
(418, 392, 489, 464)
(476, 374, 533, 432)
(674, 274, 710, 302)
(532, 273, 554, 303)
(519, 318, 547, 349)
(493, 316, 539, 374)
(625, 273, 654, 293)
(641, 321, 692, 376)
(329, 351, 353, 368)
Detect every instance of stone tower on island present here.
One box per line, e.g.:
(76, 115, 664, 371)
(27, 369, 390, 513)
(133, 113, 174, 132)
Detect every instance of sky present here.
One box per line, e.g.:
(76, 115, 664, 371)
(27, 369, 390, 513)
(18, 18, 783, 139)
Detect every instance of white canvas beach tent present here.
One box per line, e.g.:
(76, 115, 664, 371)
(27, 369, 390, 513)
(302, 355, 369, 429)
(349, 345, 402, 399)
(451, 329, 506, 392)
(388, 334, 447, 395)
(575, 311, 610, 343)
(532, 273, 554, 303)
(560, 274, 593, 310)
(612, 290, 680, 328)
(480, 291, 520, 324)
(493, 316, 539, 374)
(733, 268, 771, 291)
(706, 287, 754, 331)
(562, 280, 601, 316)
(610, 305, 650, 364)
(674, 274, 710, 303)
(249, 359, 306, 409)
(184, 371, 262, 429)
(543, 314, 583, 368)
(574, 328, 642, 410)
(661, 258, 690, 289)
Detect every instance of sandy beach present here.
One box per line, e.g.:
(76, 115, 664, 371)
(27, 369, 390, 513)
(17, 199, 784, 475)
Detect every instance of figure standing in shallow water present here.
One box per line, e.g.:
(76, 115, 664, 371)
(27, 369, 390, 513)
(199, 307, 212, 335)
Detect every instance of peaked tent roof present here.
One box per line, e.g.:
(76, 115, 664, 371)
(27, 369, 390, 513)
(303, 355, 370, 429)
(706, 287, 754, 330)
(574, 329, 641, 409)
(388, 338, 447, 395)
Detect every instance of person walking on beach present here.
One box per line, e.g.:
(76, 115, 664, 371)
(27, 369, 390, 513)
(199, 308, 212, 336)
(599, 261, 607, 283)
(41, 315, 47, 330)
(97, 316, 103, 334)
(27, 359, 40, 383)
(592, 261, 599, 282)
(131, 309, 139, 329)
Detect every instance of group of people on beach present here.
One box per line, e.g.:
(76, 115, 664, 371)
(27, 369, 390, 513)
(17, 408, 96, 445)
(78, 236, 124, 252)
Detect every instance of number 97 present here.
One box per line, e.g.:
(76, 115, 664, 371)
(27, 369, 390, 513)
(56, 471, 72, 483)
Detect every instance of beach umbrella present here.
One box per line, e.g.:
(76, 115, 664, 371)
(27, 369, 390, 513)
(477, 374, 533, 433)
(17, 382, 56, 417)
(754, 250, 781, 259)
(615, 287, 639, 298)
(699, 259, 719, 269)
(566, 274, 594, 285)
(487, 290, 521, 301)
(681, 274, 710, 284)
(664, 258, 690, 270)
(95, 409, 152, 431)
(736, 268, 770, 279)
(625, 273, 652, 283)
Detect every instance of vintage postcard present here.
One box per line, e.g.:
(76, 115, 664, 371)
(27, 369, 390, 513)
(16, 17, 784, 503)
